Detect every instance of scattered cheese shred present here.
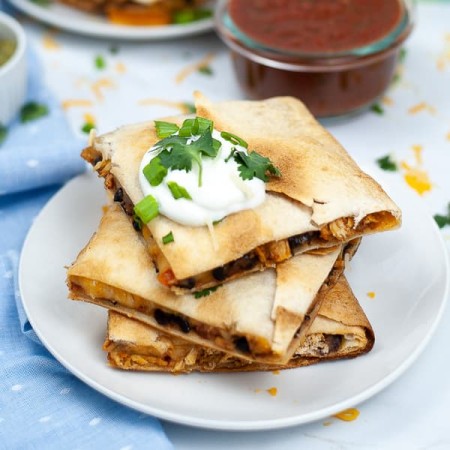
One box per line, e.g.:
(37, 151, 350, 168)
(367, 291, 376, 299)
(42, 33, 60, 51)
(401, 162, 432, 196)
(436, 33, 450, 71)
(116, 62, 127, 74)
(408, 102, 436, 115)
(266, 387, 278, 397)
(412, 144, 423, 165)
(83, 112, 96, 124)
(175, 52, 216, 84)
(61, 99, 93, 110)
(382, 96, 394, 106)
(92, 78, 116, 101)
(333, 408, 360, 422)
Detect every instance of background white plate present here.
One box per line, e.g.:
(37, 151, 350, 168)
(8, 0, 215, 40)
(19, 171, 449, 431)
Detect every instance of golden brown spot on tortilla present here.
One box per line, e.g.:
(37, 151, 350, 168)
(266, 387, 278, 397)
(367, 291, 376, 299)
(62, 99, 93, 110)
(333, 408, 360, 421)
(175, 52, 216, 84)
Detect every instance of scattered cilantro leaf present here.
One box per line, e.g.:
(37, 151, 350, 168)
(433, 203, 450, 229)
(155, 121, 179, 138)
(95, 55, 106, 70)
(167, 181, 192, 200)
(198, 65, 213, 76)
(81, 122, 95, 134)
(371, 103, 384, 115)
(434, 215, 450, 229)
(194, 286, 219, 299)
(234, 150, 281, 182)
(134, 195, 159, 224)
(399, 47, 407, 63)
(376, 155, 398, 172)
(162, 231, 174, 245)
(109, 45, 119, 54)
(0, 123, 7, 145)
(20, 102, 49, 123)
(143, 157, 168, 186)
(30, 0, 51, 6)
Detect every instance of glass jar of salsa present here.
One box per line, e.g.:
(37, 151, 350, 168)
(215, 0, 415, 119)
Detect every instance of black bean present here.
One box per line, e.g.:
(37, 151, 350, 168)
(212, 266, 226, 281)
(93, 155, 103, 165)
(154, 308, 169, 326)
(113, 187, 123, 202)
(288, 231, 318, 253)
(174, 316, 191, 334)
(234, 336, 250, 354)
(325, 335, 342, 353)
(178, 277, 196, 289)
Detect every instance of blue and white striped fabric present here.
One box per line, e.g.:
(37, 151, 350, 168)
(0, 5, 173, 449)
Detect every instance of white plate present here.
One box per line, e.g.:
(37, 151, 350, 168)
(8, 0, 214, 40)
(19, 170, 449, 431)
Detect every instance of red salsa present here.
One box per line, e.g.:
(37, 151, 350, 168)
(228, 0, 404, 54)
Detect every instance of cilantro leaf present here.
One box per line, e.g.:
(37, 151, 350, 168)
(234, 150, 281, 182)
(434, 214, 450, 229)
(20, 102, 49, 123)
(194, 286, 219, 299)
(371, 103, 384, 115)
(155, 121, 179, 138)
(376, 155, 398, 172)
(81, 122, 95, 134)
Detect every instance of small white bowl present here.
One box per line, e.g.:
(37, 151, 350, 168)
(0, 12, 27, 125)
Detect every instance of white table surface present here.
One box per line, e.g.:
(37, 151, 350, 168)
(15, 2, 450, 448)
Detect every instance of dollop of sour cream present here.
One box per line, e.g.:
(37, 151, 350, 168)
(139, 129, 266, 226)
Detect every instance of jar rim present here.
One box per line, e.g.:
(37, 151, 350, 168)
(215, 0, 415, 67)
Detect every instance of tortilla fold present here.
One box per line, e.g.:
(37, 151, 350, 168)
(67, 204, 359, 364)
(103, 276, 374, 373)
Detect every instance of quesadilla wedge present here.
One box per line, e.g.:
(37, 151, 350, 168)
(104, 276, 374, 373)
(67, 204, 359, 364)
(81, 93, 400, 294)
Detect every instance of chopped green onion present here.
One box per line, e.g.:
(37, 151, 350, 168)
(172, 8, 212, 25)
(220, 131, 248, 149)
(134, 195, 159, 224)
(20, 102, 49, 123)
(143, 157, 168, 186)
(81, 122, 95, 134)
(167, 181, 192, 200)
(95, 55, 106, 70)
(376, 155, 398, 172)
(162, 231, 174, 245)
(155, 120, 179, 138)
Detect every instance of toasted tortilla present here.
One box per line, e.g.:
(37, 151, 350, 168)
(103, 276, 374, 373)
(67, 204, 359, 364)
(81, 94, 400, 293)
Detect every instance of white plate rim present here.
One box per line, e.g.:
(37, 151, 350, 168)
(18, 171, 450, 431)
(8, 0, 215, 40)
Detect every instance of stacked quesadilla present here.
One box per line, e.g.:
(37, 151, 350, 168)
(67, 93, 400, 373)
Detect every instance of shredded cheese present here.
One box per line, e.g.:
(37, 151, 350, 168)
(175, 53, 216, 84)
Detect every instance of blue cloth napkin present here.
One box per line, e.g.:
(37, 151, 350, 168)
(0, 6, 174, 449)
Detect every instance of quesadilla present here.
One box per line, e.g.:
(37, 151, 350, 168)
(104, 276, 374, 373)
(81, 93, 400, 294)
(67, 204, 359, 364)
